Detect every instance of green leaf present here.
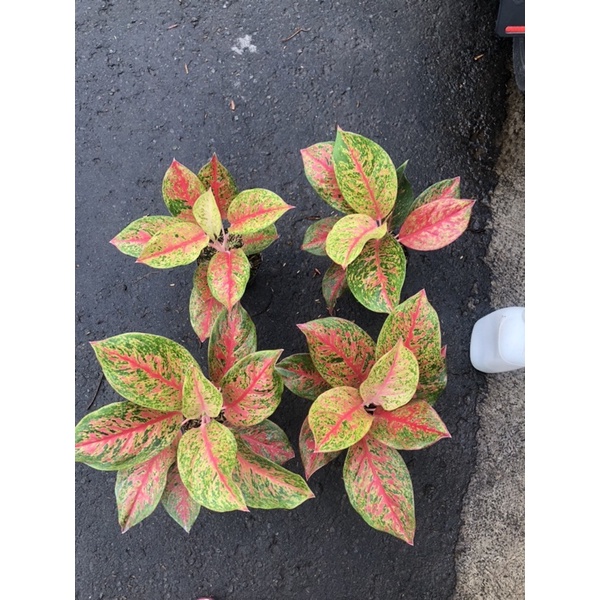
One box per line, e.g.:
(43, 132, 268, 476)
(115, 443, 177, 533)
(299, 416, 341, 480)
(240, 224, 279, 255)
(233, 441, 314, 509)
(198, 153, 238, 219)
(301, 216, 342, 256)
(412, 176, 461, 211)
(91, 333, 197, 411)
(189, 262, 226, 343)
(370, 401, 451, 450)
(230, 420, 295, 465)
(398, 198, 474, 251)
(221, 350, 284, 427)
(227, 189, 294, 235)
(298, 317, 376, 388)
(332, 128, 397, 220)
(389, 161, 414, 231)
(275, 353, 330, 401)
(177, 420, 248, 512)
(300, 142, 355, 214)
(75, 402, 182, 471)
(161, 463, 202, 533)
(359, 340, 419, 411)
(208, 302, 257, 385)
(344, 435, 415, 543)
(110, 216, 174, 258)
(346, 234, 406, 313)
(192, 188, 223, 240)
(321, 262, 348, 313)
(308, 387, 373, 452)
(182, 363, 223, 419)
(326, 214, 387, 269)
(206, 249, 250, 312)
(136, 220, 209, 268)
(162, 159, 205, 221)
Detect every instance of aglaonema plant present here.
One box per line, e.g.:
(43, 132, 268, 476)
(300, 128, 475, 313)
(276, 290, 450, 543)
(111, 154, 294, 340)
(75, 302, 313, 533)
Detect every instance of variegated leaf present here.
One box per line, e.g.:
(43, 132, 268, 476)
(275, 353, 330, 401)
(301, 216, 341, 256)
(299, 416, 341, 479)
(346, 234, 406, 313)
(359, 340, 419, 411)
(189, 262, 226, 343)
(221, 350, 284, 427)
(300, 142, 354, 214)
(308, 387, 373, 452)
(233, 441, 314, 509)
(332, 128, 397, 220)
(230, 420, 295, 465)
(322, 262, 348, 313)
(227, 189, 294, 235)
(136, 220, 209, 268)
(208, 302, 257, 385)
(398, 197, 475, 251)
(75, 402, 182, 471)
(115, 443, 176, 532)
(161, 463, 202, 533)
(411, 176, 461, 211)
(344, 435, 415, 543)
(370, 401, 451, 450)
(182, 363, 223, 419)
(162, 159, 205, 221)
(389, 161, 415, 231)
(326, 214, 387, 269)
(206, 249, 250, 312)
(240, 224, 279, 255)
(198, 153, 238, 219)
(192, 188, 223, 240)
(110, 215, 174, 258)
(91, 333, 197, 411)
(177, 420, 247, 512)
(298, 317, 376, 388)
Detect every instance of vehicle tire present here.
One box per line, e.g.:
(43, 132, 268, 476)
(513, 36, 525, 92)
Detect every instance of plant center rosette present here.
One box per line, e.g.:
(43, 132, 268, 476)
(276, 290, 450, 544)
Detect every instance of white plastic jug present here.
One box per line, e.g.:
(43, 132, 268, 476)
(470, 307, 525, 373)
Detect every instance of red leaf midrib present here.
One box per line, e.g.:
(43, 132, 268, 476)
(316, 401, 366, 449)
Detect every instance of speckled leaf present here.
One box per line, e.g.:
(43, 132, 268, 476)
(346, 234, 406, 313)
(359, 340, 419, 411)
(275, 353, 330, 401)
(207, 249, 250, 312)
(189, 262, 226, 343)
(299, 416, 341, 479)
(115, 443, 177, 532)
(389, 161, 415, 231)
(240, 224, 279, 255)
(412, 176, 461, 211)
(326, 214, 387, 269)
(371, 401, 450, 450)
(110, 215, 174, 258)
(162, 159, 205, 221)
(177, 420, 247, 512)
(75, 402, 182, 471)
(91, 333, 197, 411)
(198, 154, 238, 219)
(344, 434, 415, 543)
(182, 364, 223, 419)
(300, 142, 354, 213)
(298, 317, 376, 388)
(230, 420, 294, 465)
(208, 302, 257, 385)
(161, 463, 201, 533)
(233, 441, 314, 509)
(227, 189, 294, 235)
(221, 350, 284, 427)
(332, 128, 397, 220)
(398, 197, 475, 251)
(301, 216, 342, 256)
(136, 220, 209, 268)
(322, 262, 348, 313)
(192, 188, 222, 240)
